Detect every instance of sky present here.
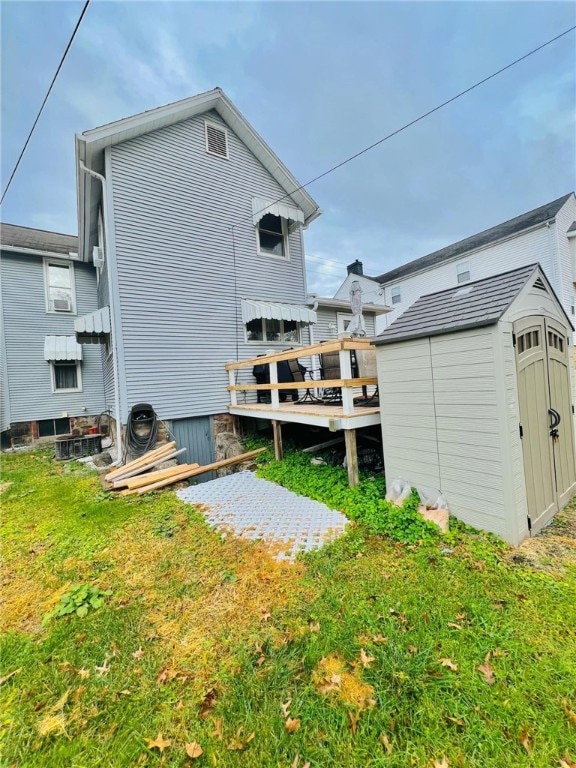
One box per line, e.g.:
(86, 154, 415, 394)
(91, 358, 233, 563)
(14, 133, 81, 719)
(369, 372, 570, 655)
(1, 0, 575, 296)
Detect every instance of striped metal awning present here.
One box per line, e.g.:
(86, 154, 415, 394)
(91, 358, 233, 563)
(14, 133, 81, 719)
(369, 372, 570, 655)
(241, 299, 317, 325)
(251, 197, 305, 230)
(44, 336, 83, 361)
(75, 306, 111, 343)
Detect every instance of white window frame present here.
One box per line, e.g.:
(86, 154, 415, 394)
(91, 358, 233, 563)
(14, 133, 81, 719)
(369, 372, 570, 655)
(44, 258, 77, 315)
(337, 312, 354, 335)
(391, 286, 401, 305)
(457, 261, 471, 284)
(204, 120, 229, 159)
(245, 318, 302, 345)
(256, 215, 290, 261)
(50, 360, 83, 393)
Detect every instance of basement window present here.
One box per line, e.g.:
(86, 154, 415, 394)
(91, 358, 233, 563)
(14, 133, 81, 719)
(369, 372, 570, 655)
(391, 286, 401, 305)
(457, 262, 471, 284)
(38, 417, 71, 438)
(205, 121, 228, 158)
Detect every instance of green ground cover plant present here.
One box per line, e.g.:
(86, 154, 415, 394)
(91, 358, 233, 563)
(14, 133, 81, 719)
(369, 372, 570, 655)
(1, 449, 575, 767)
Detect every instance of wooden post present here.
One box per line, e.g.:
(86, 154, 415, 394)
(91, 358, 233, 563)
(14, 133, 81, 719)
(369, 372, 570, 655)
(272, 420, 283, 461)
(270, 361, 280, 409)
(339, 348, 354, 415)
(344, 428, 359, 487)
(229, 370, 238, 406)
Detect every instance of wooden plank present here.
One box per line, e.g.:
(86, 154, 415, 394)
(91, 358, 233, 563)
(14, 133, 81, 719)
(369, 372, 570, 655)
(105, 442, 175, 480)
(272, 420, 283, 461)
(110, 448, 187, 485)
(121, 448, 267, 496)
(227, 377, 378, 391)
(225, 339, 376, 371)
(344, 429, 359, 487)
(120, 462, 200, 490)
(302, 436, 345, 453)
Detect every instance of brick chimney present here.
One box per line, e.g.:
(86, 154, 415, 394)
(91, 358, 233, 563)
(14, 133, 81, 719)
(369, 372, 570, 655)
(347, 260, 363, 276)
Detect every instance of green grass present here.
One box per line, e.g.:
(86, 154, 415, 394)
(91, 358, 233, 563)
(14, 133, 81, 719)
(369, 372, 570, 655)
(1, 449, 575, 767)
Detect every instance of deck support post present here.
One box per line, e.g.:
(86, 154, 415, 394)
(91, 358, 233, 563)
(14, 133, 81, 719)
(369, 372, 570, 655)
(344, 428, 359, 487)
(272, 420, 283, 461)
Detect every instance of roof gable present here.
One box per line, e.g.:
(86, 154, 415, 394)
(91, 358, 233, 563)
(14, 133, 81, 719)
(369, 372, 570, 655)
(375, 194, 574, 285)
(374, 263, 540, 345)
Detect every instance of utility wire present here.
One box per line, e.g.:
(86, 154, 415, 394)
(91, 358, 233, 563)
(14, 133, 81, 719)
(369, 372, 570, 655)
(235, 24, 576, 230)
(1, 0, 91, 205)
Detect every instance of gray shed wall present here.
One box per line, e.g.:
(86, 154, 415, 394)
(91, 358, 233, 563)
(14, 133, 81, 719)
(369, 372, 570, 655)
(109, 110, 311, 421)
(0, 253, 106, 423)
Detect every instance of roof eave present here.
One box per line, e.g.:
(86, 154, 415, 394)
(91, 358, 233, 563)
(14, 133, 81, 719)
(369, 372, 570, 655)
(374, 318, 499, 346)
(1, 244, 79, 260)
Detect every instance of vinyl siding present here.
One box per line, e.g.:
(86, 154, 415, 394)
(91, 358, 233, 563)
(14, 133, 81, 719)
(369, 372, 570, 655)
(380, 225, 556, 333)
(96, 261, 115, 410)
(0, 253, 106, 422)
(109, 110, 311, 421)
(552, 195, 576, 341)
(0, 299, 10, 430)
(313, 306, 376, 342)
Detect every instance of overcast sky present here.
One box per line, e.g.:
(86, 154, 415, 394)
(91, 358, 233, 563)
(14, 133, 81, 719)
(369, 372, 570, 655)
(1, 1, 575, 295)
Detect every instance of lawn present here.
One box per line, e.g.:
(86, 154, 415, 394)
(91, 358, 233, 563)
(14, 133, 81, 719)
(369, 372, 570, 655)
(1, 449, 575, 768)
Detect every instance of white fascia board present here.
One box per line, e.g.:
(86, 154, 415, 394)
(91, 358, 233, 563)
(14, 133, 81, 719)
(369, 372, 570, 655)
(308, 296, 391, 315)
(1, 245, 79, 261)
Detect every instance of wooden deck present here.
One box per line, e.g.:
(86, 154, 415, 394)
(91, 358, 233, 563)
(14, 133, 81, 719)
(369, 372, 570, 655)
(229, 401, 381, 430)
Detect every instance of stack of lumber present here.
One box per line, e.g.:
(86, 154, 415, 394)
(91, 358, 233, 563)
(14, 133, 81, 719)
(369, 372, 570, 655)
(104, 444, 266, 496)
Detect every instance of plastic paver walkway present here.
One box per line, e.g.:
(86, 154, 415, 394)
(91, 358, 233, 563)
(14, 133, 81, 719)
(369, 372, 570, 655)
(177, 471, 348, 561)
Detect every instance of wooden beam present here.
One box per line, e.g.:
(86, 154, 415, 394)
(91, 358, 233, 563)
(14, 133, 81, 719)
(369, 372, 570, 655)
(120, 448, 267, 496)
(272, 420, 283, 460)
(302, 436, 344, 453)
(344, 429, 359, 487)
(119, 462, 200, 490)
(227, 377, 377, 392)
(104, 442, 176, 481)
(225, 338, 375, 371)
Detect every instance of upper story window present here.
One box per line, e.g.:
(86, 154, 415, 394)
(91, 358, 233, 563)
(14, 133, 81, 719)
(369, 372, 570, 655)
(257, 213, 288, 258)
(457, 262, 471, 284)
(44, 260, 75, 313)
(391, 286, 401, 305)
(205, 121, 228, 158)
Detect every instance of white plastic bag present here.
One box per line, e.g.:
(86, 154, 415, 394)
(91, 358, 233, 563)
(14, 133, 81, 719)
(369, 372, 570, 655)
(385, 479, 411, 506)
(417, 486, 448, 510)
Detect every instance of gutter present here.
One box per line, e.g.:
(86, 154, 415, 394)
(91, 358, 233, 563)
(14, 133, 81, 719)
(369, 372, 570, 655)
(1, 245, 80, 260)
(78, 160, 123, 464)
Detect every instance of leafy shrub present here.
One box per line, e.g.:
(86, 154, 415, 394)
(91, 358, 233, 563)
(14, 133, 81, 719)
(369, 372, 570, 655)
(44, 584, 112, 623)
(257, 450, 440, 545)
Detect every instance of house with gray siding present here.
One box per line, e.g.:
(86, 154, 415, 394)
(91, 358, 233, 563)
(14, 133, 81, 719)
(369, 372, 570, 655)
(0, 224, 106, 447)
(74, 88, 321, 463)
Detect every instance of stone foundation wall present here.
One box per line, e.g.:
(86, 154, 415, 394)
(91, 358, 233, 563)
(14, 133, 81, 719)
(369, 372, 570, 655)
(2, 414, 101, 450)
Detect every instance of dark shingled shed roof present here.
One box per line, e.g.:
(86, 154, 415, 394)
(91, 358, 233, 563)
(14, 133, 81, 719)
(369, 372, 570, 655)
(374, 264, 541, 345)
(375, 194, 573, 284)
(1, 223, 78, 256)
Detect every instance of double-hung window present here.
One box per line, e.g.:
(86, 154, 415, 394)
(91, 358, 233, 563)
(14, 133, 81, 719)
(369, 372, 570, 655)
(52, 361, 82, 392)
(457, 262, 471, 284)
(391, 286, 401, 305)
(45, 261, 75, 313)
(257, 214, 288, 258)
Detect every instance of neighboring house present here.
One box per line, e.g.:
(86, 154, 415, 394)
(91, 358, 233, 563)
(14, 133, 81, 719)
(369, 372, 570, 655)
(0, 224, 106, 447)
(74, 87, 321, 462)
(307, 295, 388, 342)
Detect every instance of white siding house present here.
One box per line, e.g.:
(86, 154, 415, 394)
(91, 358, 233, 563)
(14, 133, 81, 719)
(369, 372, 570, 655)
(74, 88, 321, 462)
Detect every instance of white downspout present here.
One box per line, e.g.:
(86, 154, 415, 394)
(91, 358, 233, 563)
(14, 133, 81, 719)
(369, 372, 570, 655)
(79, 161, 123, 464)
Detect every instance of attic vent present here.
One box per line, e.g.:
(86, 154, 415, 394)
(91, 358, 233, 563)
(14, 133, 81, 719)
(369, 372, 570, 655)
(454, 286, 473, 297)
(533, 276, 546, 291)
(205, 122, 228, 158)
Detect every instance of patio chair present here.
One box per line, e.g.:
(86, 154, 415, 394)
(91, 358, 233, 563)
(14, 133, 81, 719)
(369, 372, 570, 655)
(354, 347, 379, 405)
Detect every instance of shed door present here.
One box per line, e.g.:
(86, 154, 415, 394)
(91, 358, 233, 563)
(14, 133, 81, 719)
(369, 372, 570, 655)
(515, 316, 576, 534)
(515, 317, 557, 533)
(170, 416, 215, 483)
(545, 318, 576, 508)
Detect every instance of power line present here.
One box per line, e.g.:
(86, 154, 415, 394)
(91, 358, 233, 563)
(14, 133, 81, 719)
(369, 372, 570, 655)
(1, 0, 91, 205)
(233, 24, 575, 231)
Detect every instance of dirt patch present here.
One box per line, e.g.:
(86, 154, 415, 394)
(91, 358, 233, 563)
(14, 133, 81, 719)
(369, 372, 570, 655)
(506, 497, 576, 575)
(0, 482, 12, 494)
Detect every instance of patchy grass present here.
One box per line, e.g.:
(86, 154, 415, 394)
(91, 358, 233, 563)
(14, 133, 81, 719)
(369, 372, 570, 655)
(1, 449, 575, 767)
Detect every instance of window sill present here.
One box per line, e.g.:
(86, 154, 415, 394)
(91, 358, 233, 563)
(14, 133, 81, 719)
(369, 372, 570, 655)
(46, 310, 77, 317)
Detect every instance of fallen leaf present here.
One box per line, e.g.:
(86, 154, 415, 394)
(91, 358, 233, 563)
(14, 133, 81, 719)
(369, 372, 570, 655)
(118, 689, 131, 696)
(38, 712, 66, 737)
(372, 635, 388, 644)
(95, 657, 110, 676)
(408, 645, 418, 655)
(281, 700, 292, 718)
(348, 711, 360, 734)
(379, 733, 393, 753)
(132, 648, 144, 660)
(199, 688, 218, 718)
(455, 612, 466, 620)
(562, 700, 576, 725)
(445, 716, 465, 728)
(439, 658, 458, 672)
(185, 742, 203, 759)
(0, 668, 21, 685)
(227, 728, 254, 751)
(432, 758, 449, 768)
(50, 690, 70, 712)
(77, 668, 90, 679)
(256, 654, 266, 667)
(110, 641, 120, 657)
(359, 649, 375, 668)
(285, 717, 301, 733)
(309, 622, 320, 632)
(519, 727, 532, 754)
(447, 622, 462, 630)
(477, 653, 495, 685)
(260, 612, 271, 623)
(559, 755, 576, 768)
(145, 733, 171, 752)
(211, 717, 223, 741)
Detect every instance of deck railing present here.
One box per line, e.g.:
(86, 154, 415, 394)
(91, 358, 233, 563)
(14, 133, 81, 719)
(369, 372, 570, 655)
(225, 338, 377, 415)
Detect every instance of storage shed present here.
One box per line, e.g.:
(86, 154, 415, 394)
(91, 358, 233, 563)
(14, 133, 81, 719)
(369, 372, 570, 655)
(374, 264, 576, 545)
